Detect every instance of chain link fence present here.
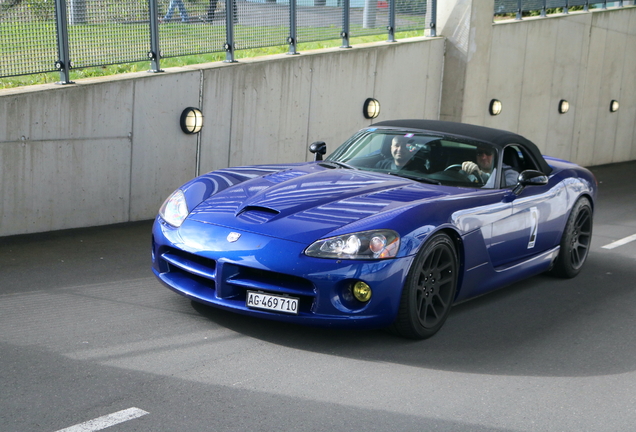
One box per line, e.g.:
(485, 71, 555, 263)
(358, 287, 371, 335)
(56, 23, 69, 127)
(1, 0, 58, 76)
(0, 0, 433, 81)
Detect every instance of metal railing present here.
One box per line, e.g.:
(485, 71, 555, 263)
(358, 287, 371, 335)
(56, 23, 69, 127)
(0, 0, 435, 82)
(494, 1, 633, 19)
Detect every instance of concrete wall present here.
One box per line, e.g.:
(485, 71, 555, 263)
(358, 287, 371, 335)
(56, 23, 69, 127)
(0, 38, 445, 236)
(439, 1, 636, 167)
(486, 10, 636, 167)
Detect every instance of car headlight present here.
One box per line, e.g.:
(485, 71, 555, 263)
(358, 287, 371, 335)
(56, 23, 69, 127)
(159, 189, 189, 227)
(305, 230, 400, 260)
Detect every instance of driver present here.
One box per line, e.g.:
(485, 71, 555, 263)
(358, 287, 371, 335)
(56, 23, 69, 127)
(462, 146, 517, 187)
(462, 146, 494, 183)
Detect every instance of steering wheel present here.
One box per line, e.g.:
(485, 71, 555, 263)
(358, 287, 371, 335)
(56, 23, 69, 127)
(444, 164, 484, 185)
(444, 164, 463, 172)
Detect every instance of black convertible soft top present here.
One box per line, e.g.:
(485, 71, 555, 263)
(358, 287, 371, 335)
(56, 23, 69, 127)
(371, 119, 552, 175)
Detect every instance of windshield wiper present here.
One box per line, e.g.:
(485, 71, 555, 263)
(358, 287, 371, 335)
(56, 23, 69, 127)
(318, 161, 356, 170)
(387, 171, 441, 185)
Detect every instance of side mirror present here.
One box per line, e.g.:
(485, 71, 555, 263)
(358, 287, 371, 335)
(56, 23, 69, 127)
(512, 170, 549, 195)
(309, 141, 327, 161)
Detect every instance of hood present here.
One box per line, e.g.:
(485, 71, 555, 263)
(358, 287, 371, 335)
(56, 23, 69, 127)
(187, 164, 450, 243)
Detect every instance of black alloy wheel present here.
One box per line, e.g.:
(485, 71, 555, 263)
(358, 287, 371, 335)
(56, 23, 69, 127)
(391, 232, 458, 340)
(550, 196, 593, 278)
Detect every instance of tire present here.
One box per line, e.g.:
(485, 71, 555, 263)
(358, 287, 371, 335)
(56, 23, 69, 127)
(550, 196, 593, 278)
(390, 232, 458, 340)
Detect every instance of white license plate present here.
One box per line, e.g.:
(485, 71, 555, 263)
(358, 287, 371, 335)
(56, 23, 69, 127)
(246, 291, 299, 315)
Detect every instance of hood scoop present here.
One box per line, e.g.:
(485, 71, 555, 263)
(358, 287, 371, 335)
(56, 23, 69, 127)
(236, 206, 280, 224)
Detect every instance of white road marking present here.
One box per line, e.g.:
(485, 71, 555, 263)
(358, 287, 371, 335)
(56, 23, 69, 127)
(602, 233, 636, 250)
(55, 407, 148, 432)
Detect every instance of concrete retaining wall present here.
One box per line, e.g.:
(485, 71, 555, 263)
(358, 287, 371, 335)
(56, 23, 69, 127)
(440, 3, 636, 167)
(485, 9, 636, 167)
(0, 38, 445, 236)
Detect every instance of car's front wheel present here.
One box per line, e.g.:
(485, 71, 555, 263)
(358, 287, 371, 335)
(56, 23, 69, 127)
(391, 232, 458, 339)
(550, 196, 593, 278)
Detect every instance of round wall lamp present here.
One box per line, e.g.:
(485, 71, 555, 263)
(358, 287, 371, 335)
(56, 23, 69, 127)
(558, 100, 570, 114)
(363, 98, 381, 119)
(180, 107, 204, 134)
(489, 99, 502, 116)
(610, 100, 620, 113)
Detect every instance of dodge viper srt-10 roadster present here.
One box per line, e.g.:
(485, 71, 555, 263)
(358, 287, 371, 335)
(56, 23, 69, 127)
(151, 119, 596, 339)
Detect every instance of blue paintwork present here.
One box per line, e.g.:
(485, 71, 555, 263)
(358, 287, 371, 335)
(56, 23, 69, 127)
(152, 129, 597, 330)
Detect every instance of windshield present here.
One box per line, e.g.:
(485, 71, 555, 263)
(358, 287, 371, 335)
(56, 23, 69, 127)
(325, 128, 500, 188)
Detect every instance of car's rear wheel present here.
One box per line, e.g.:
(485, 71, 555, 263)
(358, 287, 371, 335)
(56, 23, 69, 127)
(391, 232, 458, 340)
(550, 196, 593, 278)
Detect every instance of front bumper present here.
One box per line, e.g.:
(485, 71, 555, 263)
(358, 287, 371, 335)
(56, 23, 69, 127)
(151, 217, 413, 328)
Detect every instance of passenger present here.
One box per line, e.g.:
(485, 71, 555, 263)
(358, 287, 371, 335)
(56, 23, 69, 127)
(376, 136, 414, 170)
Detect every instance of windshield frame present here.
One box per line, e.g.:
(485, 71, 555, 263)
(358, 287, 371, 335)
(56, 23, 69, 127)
(326, 127, 503, 189)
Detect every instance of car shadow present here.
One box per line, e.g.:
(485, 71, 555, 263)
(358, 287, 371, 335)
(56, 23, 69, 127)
(190, 251, 636, 378)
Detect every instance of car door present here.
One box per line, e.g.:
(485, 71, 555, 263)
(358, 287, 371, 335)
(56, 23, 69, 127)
(487, 144, 564, 268)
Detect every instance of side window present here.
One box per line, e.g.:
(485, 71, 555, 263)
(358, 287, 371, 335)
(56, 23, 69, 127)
(502, 144, 539, 187)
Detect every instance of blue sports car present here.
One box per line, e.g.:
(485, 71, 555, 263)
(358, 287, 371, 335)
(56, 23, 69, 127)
(151, 120, 596, 339)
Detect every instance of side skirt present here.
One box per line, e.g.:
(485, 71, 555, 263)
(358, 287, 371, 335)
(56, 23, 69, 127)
(455, 246, 560, 303)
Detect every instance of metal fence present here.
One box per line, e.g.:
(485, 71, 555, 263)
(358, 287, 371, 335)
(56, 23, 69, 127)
(494, 0, 634, 18)
(0, 0, 435, 82)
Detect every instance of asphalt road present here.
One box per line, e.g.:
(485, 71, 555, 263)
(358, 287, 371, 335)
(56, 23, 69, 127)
(1, 162, 635, 432)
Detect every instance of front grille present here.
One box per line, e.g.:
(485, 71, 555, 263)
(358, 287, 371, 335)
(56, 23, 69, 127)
(162, 249, 217, 288)
(226, 265, 314, 294)
(159, 248, 316, 312)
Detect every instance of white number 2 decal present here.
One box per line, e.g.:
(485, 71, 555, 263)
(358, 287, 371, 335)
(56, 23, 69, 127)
(528, 207, 539, 249)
